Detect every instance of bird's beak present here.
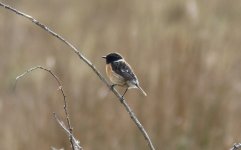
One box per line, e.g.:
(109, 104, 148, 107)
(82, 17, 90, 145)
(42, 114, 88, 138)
(102, 56, 106, 59)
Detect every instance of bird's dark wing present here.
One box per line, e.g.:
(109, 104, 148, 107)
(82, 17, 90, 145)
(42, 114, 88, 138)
(111, 61, 137, 82)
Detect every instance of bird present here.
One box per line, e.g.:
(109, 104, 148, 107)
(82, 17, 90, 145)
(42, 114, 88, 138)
(102, 52, 147, 97)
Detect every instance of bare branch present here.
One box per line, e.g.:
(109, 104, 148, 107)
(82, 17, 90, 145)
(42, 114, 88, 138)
(15, 66, 80, 150)
(231, 143, 241, 150)
(0, 2, 155, 150)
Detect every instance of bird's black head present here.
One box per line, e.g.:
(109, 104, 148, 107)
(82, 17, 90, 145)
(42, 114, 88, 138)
(102, 53, 123, 64)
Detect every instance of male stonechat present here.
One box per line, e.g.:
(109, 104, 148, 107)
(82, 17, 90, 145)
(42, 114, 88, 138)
(102, 52, 147, 97)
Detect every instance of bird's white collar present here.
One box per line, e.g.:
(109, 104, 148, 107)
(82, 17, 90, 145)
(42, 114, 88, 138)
(114, 59, 124, 62)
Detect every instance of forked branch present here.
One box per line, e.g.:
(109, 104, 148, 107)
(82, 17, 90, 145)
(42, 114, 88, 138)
(54, 113, 82, 150)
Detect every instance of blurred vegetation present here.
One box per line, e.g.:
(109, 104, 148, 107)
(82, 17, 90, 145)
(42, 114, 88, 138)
(1, 0, 241, 149)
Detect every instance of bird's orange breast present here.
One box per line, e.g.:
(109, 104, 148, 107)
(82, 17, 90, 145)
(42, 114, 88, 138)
(106, 64, 126, 86)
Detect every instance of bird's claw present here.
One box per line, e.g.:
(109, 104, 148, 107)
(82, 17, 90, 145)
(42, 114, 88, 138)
(110, 84, 116, 90)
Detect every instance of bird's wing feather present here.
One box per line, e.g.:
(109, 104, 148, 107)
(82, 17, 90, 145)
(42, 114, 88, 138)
(111, 61, 138, 82)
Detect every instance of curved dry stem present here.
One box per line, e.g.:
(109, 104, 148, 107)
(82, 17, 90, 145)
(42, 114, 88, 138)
(0, 2, 155, 150)
(15, 66, 82, 150)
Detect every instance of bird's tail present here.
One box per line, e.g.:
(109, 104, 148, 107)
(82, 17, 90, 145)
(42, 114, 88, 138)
(136, 84, 147, 96)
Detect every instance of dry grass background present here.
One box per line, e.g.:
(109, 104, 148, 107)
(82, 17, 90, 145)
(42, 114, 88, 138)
(0, 0, 241, 149)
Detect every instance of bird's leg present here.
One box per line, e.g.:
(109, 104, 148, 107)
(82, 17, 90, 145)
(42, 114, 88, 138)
(121, 88, 128, 99)
(110, 84, 117, 90)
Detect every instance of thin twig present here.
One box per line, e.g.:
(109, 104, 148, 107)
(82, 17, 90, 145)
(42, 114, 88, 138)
(15, 66, 80, 150)
(54, 113, 83, 150)
(231, 143, 241, 150)
(0, 2, 155, 150)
